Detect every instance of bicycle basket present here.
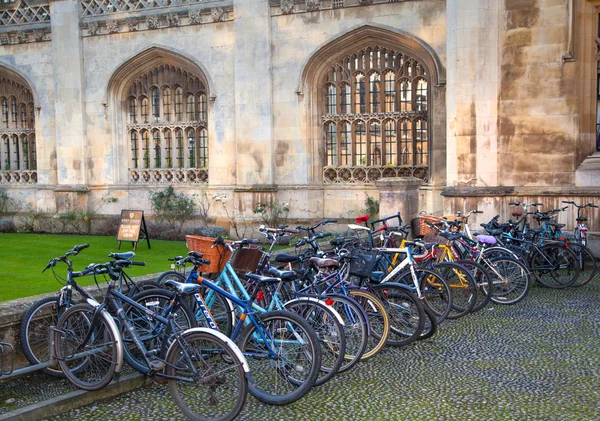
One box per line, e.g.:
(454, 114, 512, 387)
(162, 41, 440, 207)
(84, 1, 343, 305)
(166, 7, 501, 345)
(349, 252, 377, 279)
(185, 235, 232, 273)
(230, 245, 264, 273)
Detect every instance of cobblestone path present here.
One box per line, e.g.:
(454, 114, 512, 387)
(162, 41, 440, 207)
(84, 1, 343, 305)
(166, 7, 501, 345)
(38, 281, 600, 420)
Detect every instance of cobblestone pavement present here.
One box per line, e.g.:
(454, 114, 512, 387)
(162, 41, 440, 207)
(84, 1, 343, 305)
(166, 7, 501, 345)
(12, 281, 600, 420)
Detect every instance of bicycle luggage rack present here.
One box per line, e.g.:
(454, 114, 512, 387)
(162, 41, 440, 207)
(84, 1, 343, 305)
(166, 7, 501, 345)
(0, 327, 58, 380)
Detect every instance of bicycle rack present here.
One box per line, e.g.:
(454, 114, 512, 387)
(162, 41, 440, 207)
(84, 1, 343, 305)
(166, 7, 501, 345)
(0, 341, 15, 376)
(0, 327, 59, 380)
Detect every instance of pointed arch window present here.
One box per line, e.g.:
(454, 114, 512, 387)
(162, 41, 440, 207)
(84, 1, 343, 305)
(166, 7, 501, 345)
(123, 64, 209, 183)
(0, 77, 37, 182)
(321, 46, 430, 183)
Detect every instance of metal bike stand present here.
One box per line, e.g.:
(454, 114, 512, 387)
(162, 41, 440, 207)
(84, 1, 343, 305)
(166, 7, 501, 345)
(0, 327, 58, 380)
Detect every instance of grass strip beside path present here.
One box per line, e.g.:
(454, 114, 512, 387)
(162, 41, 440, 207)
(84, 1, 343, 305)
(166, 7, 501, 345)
(0, 233, 188, 302)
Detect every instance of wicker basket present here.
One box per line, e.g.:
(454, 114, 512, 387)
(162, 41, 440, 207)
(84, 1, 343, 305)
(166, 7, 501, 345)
(411, 215, 444, 238)
(185, 235, 232, 274)
(230, 245, 264, 273)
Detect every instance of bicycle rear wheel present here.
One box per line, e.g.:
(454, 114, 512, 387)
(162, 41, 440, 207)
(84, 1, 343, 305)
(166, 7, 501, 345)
(486, 257, 530, 305)
(283, 299, 346, 387)
(434, 262, 477, 319)
(236, 310, 321, 406)
(418, 303, 438, 341)
(54, 304, 120, 391)
(567, 243, 598, 287)
(322, 293, 369, 373)
(370, 283, 424, 347)
(20, 296, 64, 377)
(166, 330, 248, 421)
(347, 289, 389, 360)
(457, 259, 493, 312)
(530, 244, 579, 288)
(393, 269, 453, 323)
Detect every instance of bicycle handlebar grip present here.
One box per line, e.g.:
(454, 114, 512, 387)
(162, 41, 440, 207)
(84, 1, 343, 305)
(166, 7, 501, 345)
(321, 232, 332, 237)
(242, 239, 260, 245)
(508, 202, 517, 206)
(73, 244, 90, 253)
(324, 219, 338, 224)
(285, 228, 300, 234)
(475, 210, 483, 214)
(131, 261, 146, 266)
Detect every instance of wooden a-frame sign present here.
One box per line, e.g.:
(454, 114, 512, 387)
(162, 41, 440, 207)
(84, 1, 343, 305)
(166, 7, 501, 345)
(117, 210, 151, 251)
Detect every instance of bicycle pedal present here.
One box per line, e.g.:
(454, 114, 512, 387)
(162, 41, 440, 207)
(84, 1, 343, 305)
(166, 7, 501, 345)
(148, 359, 166, 371)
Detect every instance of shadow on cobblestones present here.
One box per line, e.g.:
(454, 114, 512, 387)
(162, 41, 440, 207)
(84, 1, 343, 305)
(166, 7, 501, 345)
(13, 280, 600, 420)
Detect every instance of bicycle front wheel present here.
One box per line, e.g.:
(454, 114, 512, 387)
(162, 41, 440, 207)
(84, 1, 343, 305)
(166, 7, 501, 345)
(457, 259, 493, 312)
(166, 331, 248, 421)
(237, 310, 321, 406)
(434, 262, 477, 319)
(54, 304, 120, 391)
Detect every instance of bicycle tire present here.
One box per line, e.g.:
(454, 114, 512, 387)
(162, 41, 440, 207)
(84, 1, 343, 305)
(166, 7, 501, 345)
(456, 259, 493, 312)
(433, 262, 477, 319)
(20, 296, 64, 377)
(418, 303, 438, 341)
(123, 289, 197, 374)
(567, 243, 598, 287)
(283, 299, 346, 387)
(392, 268, 453, 323)
(236, 310, 321, 406)
(347, 289, 389, 360)
(370, 283, 424, 347)
(486, 257, 531, 305)
(166, 330, 248, 421)
(530, 244, 579, 288)
(54, 303, 120, 391)
(129, 280, 161, 296)
(322, 293, 369, 373)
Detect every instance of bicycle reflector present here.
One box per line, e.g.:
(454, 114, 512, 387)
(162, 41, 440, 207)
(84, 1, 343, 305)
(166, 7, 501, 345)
(256, 291, 265, 301)
(325, 298, 334, 306)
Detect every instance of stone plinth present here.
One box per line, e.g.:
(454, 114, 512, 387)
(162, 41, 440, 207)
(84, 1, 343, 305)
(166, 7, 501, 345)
(375, 177, 423, 225)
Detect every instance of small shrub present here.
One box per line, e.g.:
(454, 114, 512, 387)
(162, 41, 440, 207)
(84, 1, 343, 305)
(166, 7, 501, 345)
(254, 200, 290, 228)
(0, 220, 16, 233)
(149, 187, 196, 231)
(91, 215, 121, 237)
(364, 195, 379, 220)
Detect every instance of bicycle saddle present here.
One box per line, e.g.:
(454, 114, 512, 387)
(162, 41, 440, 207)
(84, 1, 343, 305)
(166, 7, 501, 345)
(163, 280, 202, 295)
(476, 235, 497, 245)
(274, 253, 301, 263)
(245, 273, 281, 284)
(309, 257, 340, 268)
(109, 251, 135, 260)
(266, 266, 297, 280)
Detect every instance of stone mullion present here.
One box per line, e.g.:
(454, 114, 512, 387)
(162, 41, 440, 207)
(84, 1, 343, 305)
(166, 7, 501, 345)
(0, 136, 5, 171)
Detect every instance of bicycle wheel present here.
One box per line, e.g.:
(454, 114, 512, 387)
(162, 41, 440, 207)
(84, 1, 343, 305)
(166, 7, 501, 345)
(418, 303, 438, 341)
(457, 259, 493, 312)
(124, 289, 197, 374)
(20, 296, 64, 377)
(567, 243, 598, 287)
(530, 244, 579, 288)
(434, 262, 477, 319)
(486, 257, 531, 305)
(370, 283, 424, 347)
(166, 330, 248, 421)
(236, 310, 321, 405)
(283, 299, 346, 387)
(54, 303, 120, 391)
(322, 293, 369, 373)
(346, 289, 389, 360)
(393, 269, 453, 323)
(128, 280, 161, 296)
(157, 270, 186, 286)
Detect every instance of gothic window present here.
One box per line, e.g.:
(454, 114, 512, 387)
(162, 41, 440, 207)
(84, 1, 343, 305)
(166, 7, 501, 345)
(321, 46, 430, 182)
(124, 65, 209, 182)
(0, 77, 36, 180)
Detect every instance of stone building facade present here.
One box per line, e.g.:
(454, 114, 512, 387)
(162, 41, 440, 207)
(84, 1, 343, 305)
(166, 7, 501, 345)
(0, 0, 598, 231)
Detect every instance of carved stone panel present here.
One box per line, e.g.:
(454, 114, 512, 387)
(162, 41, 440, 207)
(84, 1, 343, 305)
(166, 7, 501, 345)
(146, 15, 159, 29)
(126, 17, 138, 31)
(211, 7, 224, 22)
(88, 21, 99, 35)
(306, 0, 319, 11)
(16, 31, 28, 43)
(106, 20, 119, 34)
(166, 12, 179, 27)
(280, 0, 294, 14)
(188, 10, 202, 24)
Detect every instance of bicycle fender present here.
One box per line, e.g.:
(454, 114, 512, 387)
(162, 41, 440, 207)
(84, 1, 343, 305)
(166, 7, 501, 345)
(283, 297, 345, 326)
(85, 299, 124, 375)
(167, 327, 250, 373)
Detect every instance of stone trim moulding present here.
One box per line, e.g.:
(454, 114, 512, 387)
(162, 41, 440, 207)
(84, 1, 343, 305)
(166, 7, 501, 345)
(0, 170, 37, 184)
(80, 0, 226, 17)
(323, 165, 428, 184)
(0, 26, 50, 44)
(563, 0, 576, 62)
(441, 186, 600, 197)
(129, 167, 208, 184)
(81, 6, 233, 36)
(271, 0, 417, 16)
(0, 1, 50, 27)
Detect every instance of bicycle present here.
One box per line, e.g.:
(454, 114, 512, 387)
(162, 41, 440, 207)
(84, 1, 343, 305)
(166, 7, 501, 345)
(54, 260, 249, 421)
(562, 200, 598, 247)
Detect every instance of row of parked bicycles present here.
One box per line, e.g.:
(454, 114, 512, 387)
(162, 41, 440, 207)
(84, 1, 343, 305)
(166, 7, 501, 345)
(3, 200, 596, 421)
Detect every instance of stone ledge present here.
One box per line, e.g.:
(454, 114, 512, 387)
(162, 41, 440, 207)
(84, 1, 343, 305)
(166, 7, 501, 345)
(442, 186, 600, 197)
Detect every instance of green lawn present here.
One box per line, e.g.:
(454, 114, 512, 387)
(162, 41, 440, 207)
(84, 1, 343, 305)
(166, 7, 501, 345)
(0, 233, 189, 302)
